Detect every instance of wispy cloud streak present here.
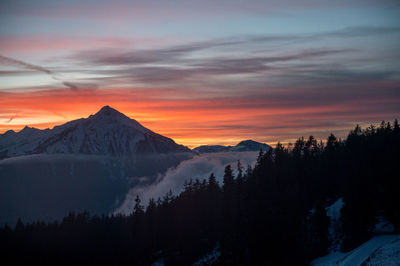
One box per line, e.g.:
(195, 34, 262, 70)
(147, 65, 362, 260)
(0, 55, 95, 91)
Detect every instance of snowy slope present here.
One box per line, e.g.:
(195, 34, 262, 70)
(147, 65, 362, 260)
(0, 106, 193, 225)
(193, 243, 221, 265)
(364, 236, 400, 265)
(0, 106, 190, 158)
(0, 126, 51, 158)
(311, 234, 400, 266)
(326, 198, 344, 252)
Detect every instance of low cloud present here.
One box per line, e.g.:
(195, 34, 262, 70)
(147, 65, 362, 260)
(115, 151, 259, 215)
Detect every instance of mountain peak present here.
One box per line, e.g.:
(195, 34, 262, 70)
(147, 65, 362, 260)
(232, 139, 270, 152)
(96, 105, 122, 116)
(236, 139, 258, 145)
(20, 126, 40, 134)
(91, 105, 135, 123)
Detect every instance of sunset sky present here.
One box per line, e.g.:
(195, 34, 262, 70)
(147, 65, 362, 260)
(1, 0, 399, 148)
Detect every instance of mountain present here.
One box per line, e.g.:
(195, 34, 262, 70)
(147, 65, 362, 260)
(0, 106, 193, 225)
(192, 145, 230, 153)
(193, 139, 271, 154)
(0, 105, 190, 159)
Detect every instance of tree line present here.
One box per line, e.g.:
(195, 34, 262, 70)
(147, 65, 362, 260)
(1, 120, 399, 265)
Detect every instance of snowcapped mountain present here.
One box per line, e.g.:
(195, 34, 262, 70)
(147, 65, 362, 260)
(0, 106, 190, 158)
(193, 139, 270, 154)
(0, 106, 193, 225)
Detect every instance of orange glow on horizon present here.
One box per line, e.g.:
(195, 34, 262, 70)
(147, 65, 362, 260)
(1, 88, 394, 148)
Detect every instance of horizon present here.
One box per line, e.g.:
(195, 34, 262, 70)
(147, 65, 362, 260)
(1, 104, 388, 149)
(1, 0, 400, 148)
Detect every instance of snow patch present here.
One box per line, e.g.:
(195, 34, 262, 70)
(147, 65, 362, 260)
(311, 234, 400, 266)
(364, 237, 400, 265)
(326, 198, 344, 252)
(374, 216, 395, 234)
(151, 258, 165, 266)
(193, 243, 221, 265)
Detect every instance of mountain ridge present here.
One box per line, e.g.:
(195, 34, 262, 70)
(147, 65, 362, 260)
(193, 139, 271, 153)
(0, 106, 190, 159)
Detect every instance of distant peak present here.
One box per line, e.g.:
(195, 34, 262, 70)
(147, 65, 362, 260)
(101, 105, 112, 110)
(20, 126, 39, 134)
(3, 129, 16, 136)
(237, 139, 257, 145)
(99, 105, 116, 112)
(22, 125, 34, 131)
(95, 105, 124, 117)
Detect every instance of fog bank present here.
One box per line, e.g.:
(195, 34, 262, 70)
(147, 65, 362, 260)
(115, 151, 258, 214)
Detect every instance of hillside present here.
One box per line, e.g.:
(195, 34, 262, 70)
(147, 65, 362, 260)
(1, 120, 398, 265)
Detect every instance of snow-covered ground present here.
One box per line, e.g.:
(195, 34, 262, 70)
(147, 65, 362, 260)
(313, 197, 399, 265)
(311, 234, 400, 266)
(326, 198, 344, 252)
(193, 244, 221, 265)
(364, 236, 400, 265)
(374, 215, 395, 234)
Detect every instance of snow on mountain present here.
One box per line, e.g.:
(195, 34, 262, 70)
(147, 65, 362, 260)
(231, 140, 271, 152)
(0, 126, 51, 159)
(0, 106, 190, 158)
(0, 106, 193, 225)
(311, 234, 400, 266)
(193, 139, 270, 154)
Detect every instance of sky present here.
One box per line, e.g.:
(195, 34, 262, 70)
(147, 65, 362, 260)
(0, 0, 399, 148)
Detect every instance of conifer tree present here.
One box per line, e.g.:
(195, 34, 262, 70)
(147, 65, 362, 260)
(134, 195, 144, 216)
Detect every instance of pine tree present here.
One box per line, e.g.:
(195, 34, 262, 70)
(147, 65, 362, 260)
(133, 195, 144, 216)
(208, 173, 219, 190)
(236, 160, 244, 184)
(14, 218, 24, 232)
(147, 198, 157, 214)
(394, 119, 399, 131)
(245, 164, 253, 178)
(223, 165, 235, 193)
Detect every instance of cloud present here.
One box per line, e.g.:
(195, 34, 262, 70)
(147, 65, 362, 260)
(2, 0, 397, 22)
(251, 26, 400, 45)
(71, 39, 241, 66)
(0, 55, 52, 75)
(319, 26, 400, 38)
(0, 35, 134, 54)
(69, 25, 400, 69)
(72, 40, 359, 68)
(68, 48, 357, 87)
(115, 151, 259, 215)
(0, 54, 96, 91)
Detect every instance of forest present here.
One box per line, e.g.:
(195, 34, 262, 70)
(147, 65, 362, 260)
(1, 120, 399, 265)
